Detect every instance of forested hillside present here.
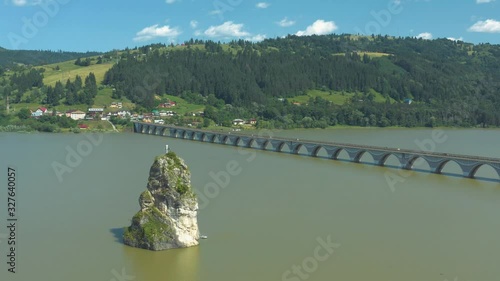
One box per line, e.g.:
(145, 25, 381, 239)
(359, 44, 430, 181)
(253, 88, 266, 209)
(0, 48, 101, 67)
(102, 35, 500, 128)
(1, 35, 500, 129)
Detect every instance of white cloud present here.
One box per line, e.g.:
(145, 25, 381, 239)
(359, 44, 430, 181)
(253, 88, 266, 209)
(246, 34, 267, 42)
(277, 17, 296, 27)
(133, 24, 181, 42)
(476, 0, 495, 3)
(416, 32, 433, 39)
(447, 36, 464, 41)
(468, 19, 500, 33)
(256, 2, 270, 8)
(204, 21, 250, 38)
(165, 0, 177, 4)
(296, 20, 338, 36)
(190, 20, 198, 29)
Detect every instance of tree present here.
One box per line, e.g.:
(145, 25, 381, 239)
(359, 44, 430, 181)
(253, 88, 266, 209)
(204, 105, 217, 122)
(203, 118, 211, 127)
(17, 108, 31, 119)
(65, 90, 76, 105)
(53, 81, 64, 105)
(83, 72, 98, 105)
(74, 75, 83, 91)
(45, 86, 58, 106)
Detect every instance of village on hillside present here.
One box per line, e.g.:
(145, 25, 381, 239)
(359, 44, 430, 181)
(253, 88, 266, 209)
(27, 99, 258, 130)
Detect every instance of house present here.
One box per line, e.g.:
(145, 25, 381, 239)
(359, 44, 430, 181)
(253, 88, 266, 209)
(232, 119, 245, 126)
(110, 102, 123, 109)
(117, 111, 131, 118)
(154, 119, 165, 125)
(292, 102, 302, 106)
(247, 118, 257, 125)
(158, 101, 177, 108)
(31, 107, 48, 118)
(404, 98, 413, 105)
(70, 110, 86, 121)
(88, 108, 104, 117)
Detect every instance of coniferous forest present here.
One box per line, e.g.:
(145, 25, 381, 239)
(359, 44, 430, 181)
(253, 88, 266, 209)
(103, 35, 500, 128)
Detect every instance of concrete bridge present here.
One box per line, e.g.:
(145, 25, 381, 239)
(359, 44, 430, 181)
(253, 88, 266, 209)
(133, 122, 500, 181)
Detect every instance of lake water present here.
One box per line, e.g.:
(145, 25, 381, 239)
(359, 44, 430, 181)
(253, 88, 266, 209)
(0, 128, 499, 281)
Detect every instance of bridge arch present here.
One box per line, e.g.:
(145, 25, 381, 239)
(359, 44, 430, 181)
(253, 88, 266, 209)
(189, 132, 196, 140)
(200, 133, 207, 142)
(312, 146, 326, 157)
(220, 135, 229, 144)
(147, 126, 154, 135)
(435, 160, 462, 175)
(169, 129, 177, 138)
(260, 140, 270, 150)
(353, 150, 368, 163)
(377, 153, 399, 166)
(207, 134, 215, 143)
(406, 156, 431, 170)
(246, 138, 256, 148)
(154, 127, 161, 135)
(331, 148, 344, 160)
(467, 164, 500, 179)
(234, 137, 242, 146)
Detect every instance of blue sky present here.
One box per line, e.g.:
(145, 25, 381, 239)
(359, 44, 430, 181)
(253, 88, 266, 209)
(1, 0, 499, 52)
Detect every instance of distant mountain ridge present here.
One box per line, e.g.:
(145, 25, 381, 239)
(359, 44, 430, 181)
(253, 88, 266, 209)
(0, 47, 101, 66)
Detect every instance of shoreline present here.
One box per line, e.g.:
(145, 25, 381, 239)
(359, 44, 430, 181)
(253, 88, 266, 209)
(1, 123, 499, 134)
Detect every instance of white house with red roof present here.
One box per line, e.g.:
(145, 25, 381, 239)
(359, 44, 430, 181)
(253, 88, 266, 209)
(31, 107, 48, 118)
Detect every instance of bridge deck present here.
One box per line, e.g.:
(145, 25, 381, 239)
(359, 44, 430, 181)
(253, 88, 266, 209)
(133, 122, 500, 180)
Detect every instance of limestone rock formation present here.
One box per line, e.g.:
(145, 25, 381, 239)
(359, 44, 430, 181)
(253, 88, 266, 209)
(123, 151, 200, 251)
